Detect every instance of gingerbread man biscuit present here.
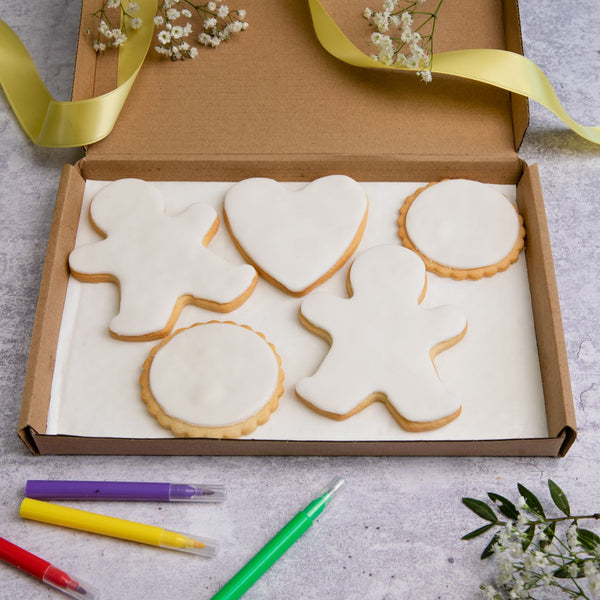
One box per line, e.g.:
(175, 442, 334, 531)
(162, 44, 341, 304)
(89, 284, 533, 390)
(296, 245, 467, 432)
(69, 179, 257, 341)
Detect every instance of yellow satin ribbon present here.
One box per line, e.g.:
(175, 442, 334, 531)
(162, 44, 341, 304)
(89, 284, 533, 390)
(0, 0, 598, 147)
(0, 0, 156, 148)
(308, 0, 600, 146)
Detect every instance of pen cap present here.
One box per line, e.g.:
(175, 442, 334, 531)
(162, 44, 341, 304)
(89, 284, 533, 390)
(43, 566, 99, 600)
(158, 529, 219, 557)
(318, 477, 346, 505)
(169, 484, 226, 503)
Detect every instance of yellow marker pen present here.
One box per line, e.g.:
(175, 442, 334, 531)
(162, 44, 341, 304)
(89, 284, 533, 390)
(20, 499, 218, 557)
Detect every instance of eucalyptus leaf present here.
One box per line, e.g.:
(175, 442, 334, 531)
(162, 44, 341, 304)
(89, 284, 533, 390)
(554, 562, 584, 579)
(481, 532, 499, 560)
(576, 527, 600, 552)
(517, 483, 546, 519)
(522, 523, 536, 552)
(548, 480, 571, 517)
(488, 492, 519, 520)
(462, 523, 495, 540)
(462, 498, 499, 523)
(540, 521, 556, 549)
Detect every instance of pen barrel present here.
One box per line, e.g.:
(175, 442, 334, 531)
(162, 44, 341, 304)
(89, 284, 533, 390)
(26, 480, 171, 501)
(0, 536, 50, 579)
(211, 511, 314, 600)
(19, 499, 218, 557)
(20, 498, 165, 546)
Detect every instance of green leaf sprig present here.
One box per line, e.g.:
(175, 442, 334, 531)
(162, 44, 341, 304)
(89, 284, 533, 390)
(462, 480, 600, 599)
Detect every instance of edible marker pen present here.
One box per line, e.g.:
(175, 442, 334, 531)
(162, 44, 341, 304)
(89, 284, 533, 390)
(0, 536, 98, 599)
(20, 498, 219, 557)
(211, 476, 345, 600)
(25, 480, 225, 502)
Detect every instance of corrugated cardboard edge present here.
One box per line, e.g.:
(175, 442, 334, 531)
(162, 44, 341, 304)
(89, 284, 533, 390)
(504, 0, 529, 149)
(29, 436, 567, 457)
(78, 153, 525, 185)
(517, 162, 576, 457)
(18, 164, 85, 455)
(19, 162, 577, 457)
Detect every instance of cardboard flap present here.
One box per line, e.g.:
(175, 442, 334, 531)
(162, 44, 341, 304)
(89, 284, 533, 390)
(19, 164, 85, 440)
(76, 0, 527, 180)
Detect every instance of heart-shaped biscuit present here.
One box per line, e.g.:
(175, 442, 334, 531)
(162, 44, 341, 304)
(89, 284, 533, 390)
(223, 176, 369, 296)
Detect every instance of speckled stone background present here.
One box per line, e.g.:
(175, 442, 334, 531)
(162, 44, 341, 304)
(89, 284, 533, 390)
(1, 2, 598, 599)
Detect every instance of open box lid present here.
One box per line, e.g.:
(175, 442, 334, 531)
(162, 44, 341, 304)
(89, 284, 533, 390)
(74, 0, 528, 182)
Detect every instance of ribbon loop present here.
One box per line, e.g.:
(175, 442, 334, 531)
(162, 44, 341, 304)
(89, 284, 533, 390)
(308, 0, 600, 146)
(1, 1, 598, 148)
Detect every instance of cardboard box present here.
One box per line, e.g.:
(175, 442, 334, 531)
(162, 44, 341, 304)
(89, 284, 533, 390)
(18, 0, 576, 455)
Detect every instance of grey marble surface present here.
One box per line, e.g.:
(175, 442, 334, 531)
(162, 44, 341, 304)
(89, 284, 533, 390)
(0, 2, 599, 599)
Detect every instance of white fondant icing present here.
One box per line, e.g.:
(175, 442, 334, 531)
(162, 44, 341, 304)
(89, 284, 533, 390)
(224, 175, 368, 293)
(149, 323, 280, 427)
(68, 179, 256, 338)
(297, 245, 467, 424)
(48, 180, 549, 442)
(405, 179, 520, 269)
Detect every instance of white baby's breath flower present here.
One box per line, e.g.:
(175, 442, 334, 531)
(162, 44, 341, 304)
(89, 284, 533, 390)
(400, 28, 412, 42)
(584, 560, 599, 578)
(418, 69, 432, 83)
(111, 29, 127, 46)
(373, 12, 390, 32)
(198, 32, 212, 45)
(93, 0, 248, 58)
(481, 584, 499, 600)
(516, 513, 529, 528)
(567, 561, 580, 578)
(567, 524, 580, 550)
(157, 29, 171, 44)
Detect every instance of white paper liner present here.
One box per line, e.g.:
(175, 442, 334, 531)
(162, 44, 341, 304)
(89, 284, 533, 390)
(47, 180, 548, 441)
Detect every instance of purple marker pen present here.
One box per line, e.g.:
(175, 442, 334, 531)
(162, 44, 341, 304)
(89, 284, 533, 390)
(25, 481, 225, 503)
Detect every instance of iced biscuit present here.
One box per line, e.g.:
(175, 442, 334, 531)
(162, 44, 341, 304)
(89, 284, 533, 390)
(223, 175, 368, 296)
(140, 321, 284, 439)
(398, 179, 525, 280)
(296, 245, 467, 432)
(69, 179, 257, 341)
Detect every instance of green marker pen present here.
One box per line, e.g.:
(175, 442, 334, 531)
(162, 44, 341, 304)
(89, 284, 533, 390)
(210, 476, 345, 600)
